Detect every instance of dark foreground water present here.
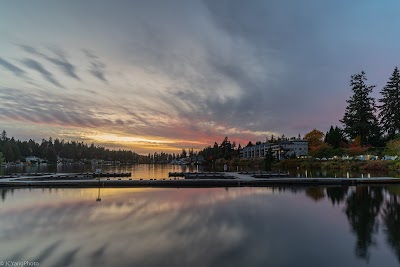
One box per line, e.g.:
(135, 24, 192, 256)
(1, 185, 400, 267)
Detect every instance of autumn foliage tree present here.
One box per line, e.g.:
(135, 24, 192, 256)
(343, 136, 367, 156)
(304, 129, 324, 148)
(385, 139, 400, 156)
(303, 129, 325, 156)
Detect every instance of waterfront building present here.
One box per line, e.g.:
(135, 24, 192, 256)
(240, 139, 308, 160)
(25, 156, 43, 164)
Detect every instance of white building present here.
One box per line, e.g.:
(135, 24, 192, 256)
(279, 140, 308, 158)
(25, 156, 43, 163)
(240, 139, 308, 160)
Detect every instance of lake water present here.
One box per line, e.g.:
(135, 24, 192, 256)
(1, 164, 400, 266)
(1, 185, 400, 267)
(1, 163, 397, 179)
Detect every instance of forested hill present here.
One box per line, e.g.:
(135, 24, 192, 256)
(0, 130, 141, 163)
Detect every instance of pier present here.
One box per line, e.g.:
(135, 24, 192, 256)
(0, 172, 399, 188)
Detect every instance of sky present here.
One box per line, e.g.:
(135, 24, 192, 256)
(1, 0, 400, 154)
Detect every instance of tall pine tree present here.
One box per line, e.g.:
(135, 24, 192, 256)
(340, 71, 381, 146)
(379, 67, 400, 138)
(325, 126, 346, 148)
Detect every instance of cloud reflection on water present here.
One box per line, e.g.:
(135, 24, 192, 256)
(0, 188, 273, 267)
(0, 186, 399, 267)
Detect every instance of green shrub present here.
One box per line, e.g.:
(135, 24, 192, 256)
(360, 160, 389, 171)
(388, 161, 400, 172)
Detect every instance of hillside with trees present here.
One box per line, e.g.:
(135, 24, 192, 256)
(0, 130, 140, 164)
(0, 130, 199, 165)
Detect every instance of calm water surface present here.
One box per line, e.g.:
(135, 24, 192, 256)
(1, 163, 397, 178)
(1, 164, 200, 178)
(1, 185, 400, 267)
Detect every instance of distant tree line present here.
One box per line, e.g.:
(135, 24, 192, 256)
(143, 148, 197, 164)
(0, 130, 141, 163)
(0, 130, 203, 164)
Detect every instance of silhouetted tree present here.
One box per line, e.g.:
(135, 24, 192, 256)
(180, 149, 187, 158)
(2, 142, 14, 162)
(1, 130, 7, 142)
(325, 126, 346, 148)
(379, 67, 400, 139)
(341, 71, 381, 146)
(0, 130, 142, 163)
(264, 147, 274, 171)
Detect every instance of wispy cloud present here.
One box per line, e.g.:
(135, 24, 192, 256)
(21, 58, 64, 88)
(0, 84, 273, 153)
(82, 49, 107, 83)
(0, 57, 26, 77)
(20, 45, 80, 80)
(0, 87, 110, 128)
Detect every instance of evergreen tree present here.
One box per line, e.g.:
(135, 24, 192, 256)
(2, 142, 14, 162)
(1, 130, 7, 142)
(379, 67, 400, 138)
(47, 147, 58, 163)
(340, 71, 381, 146)
(264, 147, 274, 171)
(325, 126, 346, 148)
(180, 149, 187, 158)
(246, 141, 253, 147)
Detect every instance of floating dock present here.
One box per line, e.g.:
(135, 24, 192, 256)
(0, 172, 399, 188)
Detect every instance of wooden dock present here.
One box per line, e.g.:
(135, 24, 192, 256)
(169, 172, 237, 179)
(0, 172, 399, 188)
(1, 172, 131, 180)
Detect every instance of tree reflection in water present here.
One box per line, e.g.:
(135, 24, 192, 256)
(324, 185, 400, 264)
(1, 188, 14, 202)
(344, 186, 383, 261)
(326, 186, 348, 205)
(382, 192, 400, 263)
(305, 187, 325, 202)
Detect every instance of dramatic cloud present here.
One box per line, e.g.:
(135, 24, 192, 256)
(21, 58, 64, 88)
(0, 57, 26, 77)
(1, 0, 400, 153)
